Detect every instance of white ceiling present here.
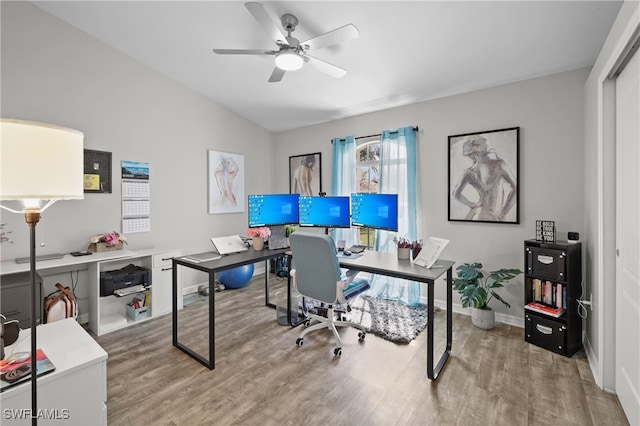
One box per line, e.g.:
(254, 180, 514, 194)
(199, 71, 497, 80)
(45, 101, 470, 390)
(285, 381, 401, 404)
(32, 1, 622, 133)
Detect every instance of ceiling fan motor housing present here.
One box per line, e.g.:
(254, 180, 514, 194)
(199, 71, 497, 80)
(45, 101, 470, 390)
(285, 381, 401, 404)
(281, 13, 299, 32)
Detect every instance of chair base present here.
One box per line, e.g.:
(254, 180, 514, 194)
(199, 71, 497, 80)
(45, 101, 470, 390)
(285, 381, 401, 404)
(296, 305, 366, 355)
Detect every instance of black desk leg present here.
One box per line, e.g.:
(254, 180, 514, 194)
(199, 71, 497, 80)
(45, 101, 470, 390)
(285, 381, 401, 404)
(172, 264, 215, 369)
(172, 260, 178, 346)
(427, 268, 453, 380)
(208, 271, 215, 369)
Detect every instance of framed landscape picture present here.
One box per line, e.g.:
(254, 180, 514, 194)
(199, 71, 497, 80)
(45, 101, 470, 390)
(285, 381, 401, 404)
(289, 152, 321, 196)
(448, 127, 519, 224)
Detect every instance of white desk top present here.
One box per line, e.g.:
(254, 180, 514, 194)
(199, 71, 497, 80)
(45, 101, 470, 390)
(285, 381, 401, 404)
(2, 319, 108, 395)
(0, 248, 177, 276)
(338, 250, 454, 282)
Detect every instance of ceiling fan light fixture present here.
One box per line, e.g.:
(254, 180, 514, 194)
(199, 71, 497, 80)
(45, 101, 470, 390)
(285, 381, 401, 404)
(275, 50, 303, 71)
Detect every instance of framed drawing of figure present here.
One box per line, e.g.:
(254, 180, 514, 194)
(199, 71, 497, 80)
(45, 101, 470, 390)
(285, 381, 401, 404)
(448, 127, 519, 224)
(289, 152, 321, 196)
(208, 150, 245, 214)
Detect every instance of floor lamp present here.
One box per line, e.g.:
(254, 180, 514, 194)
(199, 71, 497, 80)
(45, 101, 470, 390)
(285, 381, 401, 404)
(0, 119, 84, 425)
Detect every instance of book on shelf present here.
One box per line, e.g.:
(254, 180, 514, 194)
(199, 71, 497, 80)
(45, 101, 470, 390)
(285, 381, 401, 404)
(0, 349, 56, 392)
(525, 301, 565, 318)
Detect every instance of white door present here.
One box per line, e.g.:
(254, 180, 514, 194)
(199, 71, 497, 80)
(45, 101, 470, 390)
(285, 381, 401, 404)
(615, 46, 640, 426)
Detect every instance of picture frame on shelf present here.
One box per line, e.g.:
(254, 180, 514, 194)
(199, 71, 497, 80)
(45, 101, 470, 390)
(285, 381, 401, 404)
(289, 152, 321, 196)
(448, 127, 519, 224)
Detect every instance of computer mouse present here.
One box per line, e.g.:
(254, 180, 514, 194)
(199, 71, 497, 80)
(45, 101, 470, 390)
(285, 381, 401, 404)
(343, 250, 352, 256)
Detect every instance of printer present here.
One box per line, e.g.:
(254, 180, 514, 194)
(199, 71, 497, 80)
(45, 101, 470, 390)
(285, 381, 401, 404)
(100, 264, 151, 297)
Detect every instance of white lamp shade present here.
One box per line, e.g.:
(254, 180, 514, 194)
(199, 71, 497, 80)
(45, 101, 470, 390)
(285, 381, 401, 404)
(275, 50, 304, 71)
(1, 119, 84, 201)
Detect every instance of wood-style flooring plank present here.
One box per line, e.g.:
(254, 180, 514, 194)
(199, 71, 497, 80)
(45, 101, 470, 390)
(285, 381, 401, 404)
(93, 274, 629, 426)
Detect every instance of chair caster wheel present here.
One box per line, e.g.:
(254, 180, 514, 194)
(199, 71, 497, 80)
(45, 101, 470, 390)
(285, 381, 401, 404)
(303, 320, 311, 327)
(334, 347, 342, 356)
(296, 338, 304, 347)
(358, 331, 366, 340)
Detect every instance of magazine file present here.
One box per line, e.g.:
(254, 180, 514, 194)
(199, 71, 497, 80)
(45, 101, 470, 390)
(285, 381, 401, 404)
(411, 237, 449, 269)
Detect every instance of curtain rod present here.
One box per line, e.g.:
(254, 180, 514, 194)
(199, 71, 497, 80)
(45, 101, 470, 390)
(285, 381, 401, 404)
(331, 126, 419, 143)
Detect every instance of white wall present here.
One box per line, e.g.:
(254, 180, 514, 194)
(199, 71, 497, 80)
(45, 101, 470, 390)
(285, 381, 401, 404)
(584, 0, 640, 391)
(273, 68, 589, 323)
(0, 1, 274, 261)
(0, 1, 594, 328)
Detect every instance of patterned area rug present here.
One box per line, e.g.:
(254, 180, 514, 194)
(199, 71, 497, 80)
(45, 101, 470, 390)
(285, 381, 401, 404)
(349, 296, 428, 344)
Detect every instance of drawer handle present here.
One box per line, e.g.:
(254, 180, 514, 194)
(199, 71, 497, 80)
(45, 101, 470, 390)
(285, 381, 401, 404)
(161, 257, 172, 261)
(161, 267, 172, 272)
(537, 255, 554, 265)
(2, 310, 21, 316)
(536, 324, 553, 335)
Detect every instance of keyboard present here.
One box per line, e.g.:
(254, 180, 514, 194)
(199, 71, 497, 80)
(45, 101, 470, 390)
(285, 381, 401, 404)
(15, 253, 65, 264)
(348, 245, 366, 253)
(114, 285, 147, 297)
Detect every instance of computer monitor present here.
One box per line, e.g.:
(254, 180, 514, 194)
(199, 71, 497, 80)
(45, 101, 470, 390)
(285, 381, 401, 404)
(350, 193, 398, 231)
(298, 196, 351, 228)
(248, 193, 300, 227)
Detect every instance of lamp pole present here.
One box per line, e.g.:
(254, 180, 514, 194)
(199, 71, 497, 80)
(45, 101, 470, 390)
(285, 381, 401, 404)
(26, 211, 40, 426)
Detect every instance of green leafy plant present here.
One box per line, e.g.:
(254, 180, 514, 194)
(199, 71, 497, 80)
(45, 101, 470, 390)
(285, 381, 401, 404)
(284, 225, 296, 237)
(453, 262, 522, 310)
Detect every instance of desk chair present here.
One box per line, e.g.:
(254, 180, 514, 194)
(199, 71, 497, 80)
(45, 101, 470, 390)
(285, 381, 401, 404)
(289, 232, 370, 356)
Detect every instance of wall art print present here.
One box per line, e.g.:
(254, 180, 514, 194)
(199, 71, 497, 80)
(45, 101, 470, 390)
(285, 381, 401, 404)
(448, 127, 519, 224)
(289, 152, 321, 196)
(208, 150, 245, 214)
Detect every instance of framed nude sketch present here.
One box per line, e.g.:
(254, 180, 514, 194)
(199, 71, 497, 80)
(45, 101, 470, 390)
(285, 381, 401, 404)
(289, 152, 322, 196)
(448, 127, 519, 224)
(208, 150, 245, 214)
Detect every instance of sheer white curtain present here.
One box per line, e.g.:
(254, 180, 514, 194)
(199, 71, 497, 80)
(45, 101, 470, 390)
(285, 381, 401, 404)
(331, 136, 360, 247)
(364, 126, 420, 305)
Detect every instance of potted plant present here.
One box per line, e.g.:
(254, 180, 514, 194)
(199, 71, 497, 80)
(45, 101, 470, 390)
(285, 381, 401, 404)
(452, 262, 522, 329)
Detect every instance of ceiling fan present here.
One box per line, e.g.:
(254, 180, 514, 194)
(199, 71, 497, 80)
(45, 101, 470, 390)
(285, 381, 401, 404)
(213, 2, 359, 83)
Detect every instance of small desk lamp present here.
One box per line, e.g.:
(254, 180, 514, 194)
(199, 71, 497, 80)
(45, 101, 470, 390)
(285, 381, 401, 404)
(0, 119, 84, 425)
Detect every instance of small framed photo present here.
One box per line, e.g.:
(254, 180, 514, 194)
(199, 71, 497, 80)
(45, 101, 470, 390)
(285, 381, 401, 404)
(448, 127, 519, 224)
(289, 152, 321, 196)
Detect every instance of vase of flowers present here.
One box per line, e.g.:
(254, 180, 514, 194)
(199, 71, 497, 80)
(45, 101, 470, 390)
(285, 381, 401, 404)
(88, 231, 128, 253)
(246, 227, 270, 251)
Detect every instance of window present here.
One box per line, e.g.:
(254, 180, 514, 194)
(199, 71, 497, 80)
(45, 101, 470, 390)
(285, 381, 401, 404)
(355, 137, 381, 246)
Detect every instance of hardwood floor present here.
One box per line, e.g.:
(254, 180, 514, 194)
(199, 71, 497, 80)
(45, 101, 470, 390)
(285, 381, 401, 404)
(95, 274, 629, 426)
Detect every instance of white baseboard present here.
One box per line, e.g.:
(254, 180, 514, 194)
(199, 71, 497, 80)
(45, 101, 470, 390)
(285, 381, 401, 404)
(429, 297, 524, 328)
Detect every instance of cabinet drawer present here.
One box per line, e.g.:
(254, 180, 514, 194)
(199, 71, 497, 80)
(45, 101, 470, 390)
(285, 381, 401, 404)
(526, 247, 566, 281)
(153, 250, 181, 268)
(525, 313, 566, 355)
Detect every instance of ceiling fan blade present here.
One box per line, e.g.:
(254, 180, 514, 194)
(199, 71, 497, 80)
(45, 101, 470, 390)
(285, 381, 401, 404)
(213, 48, 277, 55)
(245, 2, 288, 46)
(268, 67, 286, 83)
(301, 24, 359, 50)
(305, 55, 347, 79)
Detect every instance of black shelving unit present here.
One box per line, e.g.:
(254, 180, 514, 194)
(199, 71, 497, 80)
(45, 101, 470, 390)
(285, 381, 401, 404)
(524, 239, 582, 357)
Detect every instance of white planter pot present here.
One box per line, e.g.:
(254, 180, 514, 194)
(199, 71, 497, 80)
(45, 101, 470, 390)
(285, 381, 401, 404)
(471, 307, 495, 329)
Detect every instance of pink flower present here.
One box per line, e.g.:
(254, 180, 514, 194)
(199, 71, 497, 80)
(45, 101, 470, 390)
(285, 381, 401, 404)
(90, 231, 128, 246)
(103, 233, 119, 245)
(246, 227, 271, 239)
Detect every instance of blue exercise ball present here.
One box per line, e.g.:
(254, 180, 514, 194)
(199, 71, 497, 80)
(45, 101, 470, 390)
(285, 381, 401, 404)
(218, 263, 254, 289)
